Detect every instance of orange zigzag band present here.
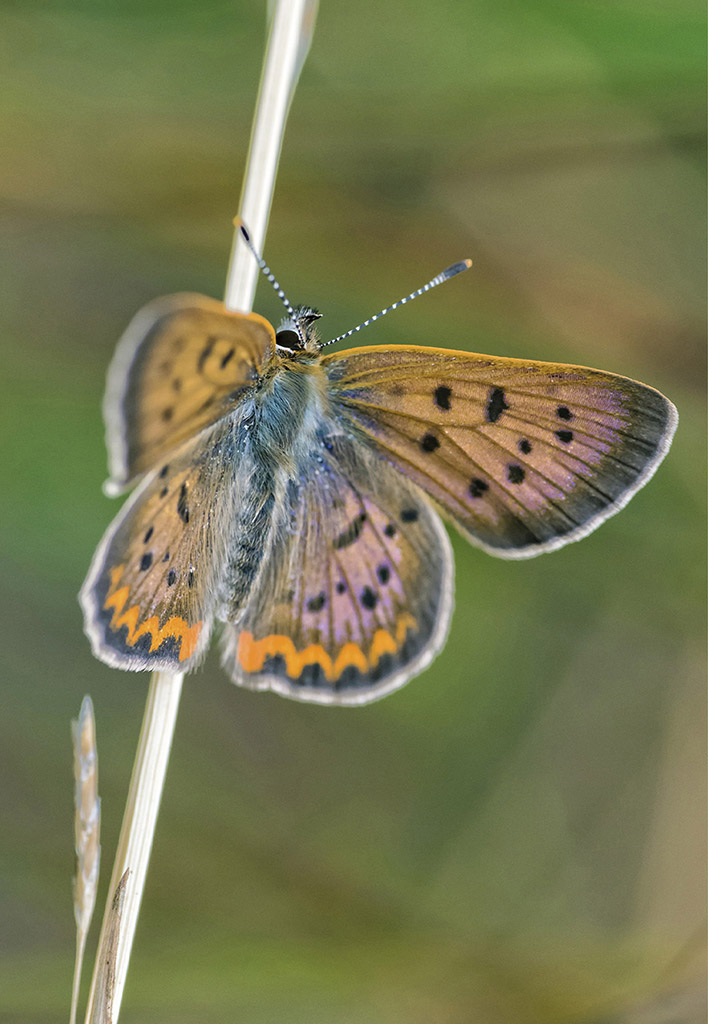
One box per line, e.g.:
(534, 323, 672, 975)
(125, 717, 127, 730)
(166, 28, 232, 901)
(237, 613, 417, 682)
(104, 565, 202, 662)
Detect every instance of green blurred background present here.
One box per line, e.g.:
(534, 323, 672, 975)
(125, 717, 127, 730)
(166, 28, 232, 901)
(1, 1, 705, 1021)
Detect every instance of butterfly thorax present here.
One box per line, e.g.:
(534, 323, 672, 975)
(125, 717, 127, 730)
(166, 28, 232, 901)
(216, 344, 333, 621)
(249, 347, 329, 464)
(241, 303, 328, 474)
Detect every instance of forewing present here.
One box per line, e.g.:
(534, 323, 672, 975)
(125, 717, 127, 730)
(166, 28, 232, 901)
(221, 439, 454, 705)
(325, 346, 677, 557)
(104, 293, 275, 491)
(81, 418, 238, 671)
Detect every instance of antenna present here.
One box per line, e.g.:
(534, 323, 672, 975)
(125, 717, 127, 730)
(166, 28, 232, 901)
(234, 218, 304, 342)
(322, 258, 473, 348)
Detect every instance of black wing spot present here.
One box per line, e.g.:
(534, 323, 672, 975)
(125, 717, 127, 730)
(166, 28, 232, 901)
(188, 568, 195, 588)
(143, 526, 154, 544)
(377, 564, 391, 585)
(434, 385, 452, 410)
(197, 395, 215, 414)
(420, 433, 440, 453)
(336, 582, 347, 595)
(555, 429, 573, 443)
(172, 378, 182, 393)
(197, 336, 216, 371)
(162, 552, 170, 561)
(220, 347, 235, 369)
(518, 439, 532, 454)
(140, 552, 153, 571)
(161, 407, 174, 422)
(167, 569, 177, 586)
(307, 592, 327, 613)
(469, 478, 489, 498)
(557, 405, 573, 421)
(159, 464, 169, 478)
(159, 486, 168, 499)
(177, 483, 190, 524)
(507, 464, 525, 484)
(360, 586, 378, 610)
(334, 512, 367, 550)
(486, 387, 509, 423)
(384, 523, 396, 538)
(401, 508, 419, 522)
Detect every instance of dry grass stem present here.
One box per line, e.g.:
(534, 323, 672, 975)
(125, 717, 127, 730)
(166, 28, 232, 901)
(90, 870, 129, 1024)
(224, 0, 318, 309)
(70, 696, 101, 1024)
(82, 3, 317, 1020)
(84, 671, 183, 1021)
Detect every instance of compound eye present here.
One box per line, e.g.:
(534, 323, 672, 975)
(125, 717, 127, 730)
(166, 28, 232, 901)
(275, 328, 301, 350)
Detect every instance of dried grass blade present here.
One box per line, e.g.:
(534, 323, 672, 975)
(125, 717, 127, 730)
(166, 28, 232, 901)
(90, 869, 129, 1024)
(70, 695, 101, 1024)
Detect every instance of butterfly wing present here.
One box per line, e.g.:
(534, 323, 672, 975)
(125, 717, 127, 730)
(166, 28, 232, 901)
(81, 417, 241, 671)
(221, 436, 454, 705)
(104, 293, 275, 493)
(324, 346, 677, 557)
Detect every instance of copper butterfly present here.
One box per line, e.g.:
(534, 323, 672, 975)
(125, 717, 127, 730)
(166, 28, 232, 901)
(80, 240, 677, 705)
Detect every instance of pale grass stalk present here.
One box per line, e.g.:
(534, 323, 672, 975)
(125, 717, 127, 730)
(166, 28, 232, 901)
(83, 674, 183, 1023)
(224, 0, 318, 311)
(90, 870, 129, 1024)
(82, 3, 319, 1021)
(70, 696, 100, 1024)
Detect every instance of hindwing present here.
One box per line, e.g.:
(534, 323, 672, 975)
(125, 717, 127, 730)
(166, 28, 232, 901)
(222, 437, 454, 705)
(81, 418, 240, 671)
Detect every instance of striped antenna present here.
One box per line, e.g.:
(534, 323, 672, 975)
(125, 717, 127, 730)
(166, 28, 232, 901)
(322, 258, 473, 348)
(234, 219, 304, 342)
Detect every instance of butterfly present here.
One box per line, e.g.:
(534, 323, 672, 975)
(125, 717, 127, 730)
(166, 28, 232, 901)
(80, 256, 677, 705)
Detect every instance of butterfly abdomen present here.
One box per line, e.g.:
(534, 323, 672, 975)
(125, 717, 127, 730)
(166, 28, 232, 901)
(217, 478, 275, 621)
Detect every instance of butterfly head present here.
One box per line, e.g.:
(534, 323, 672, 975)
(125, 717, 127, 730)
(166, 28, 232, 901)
(275, 305, 323, 356)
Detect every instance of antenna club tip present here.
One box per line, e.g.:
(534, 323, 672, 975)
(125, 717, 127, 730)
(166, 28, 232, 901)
(441, 258, 474, 280)
(233, 216, 251, 242)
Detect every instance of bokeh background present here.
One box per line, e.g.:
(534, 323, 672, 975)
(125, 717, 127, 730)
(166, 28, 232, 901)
(1, 2, 705, 1022)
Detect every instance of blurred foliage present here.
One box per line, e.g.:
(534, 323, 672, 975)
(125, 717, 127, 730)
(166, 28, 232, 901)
(0, 1, 705, 1022)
